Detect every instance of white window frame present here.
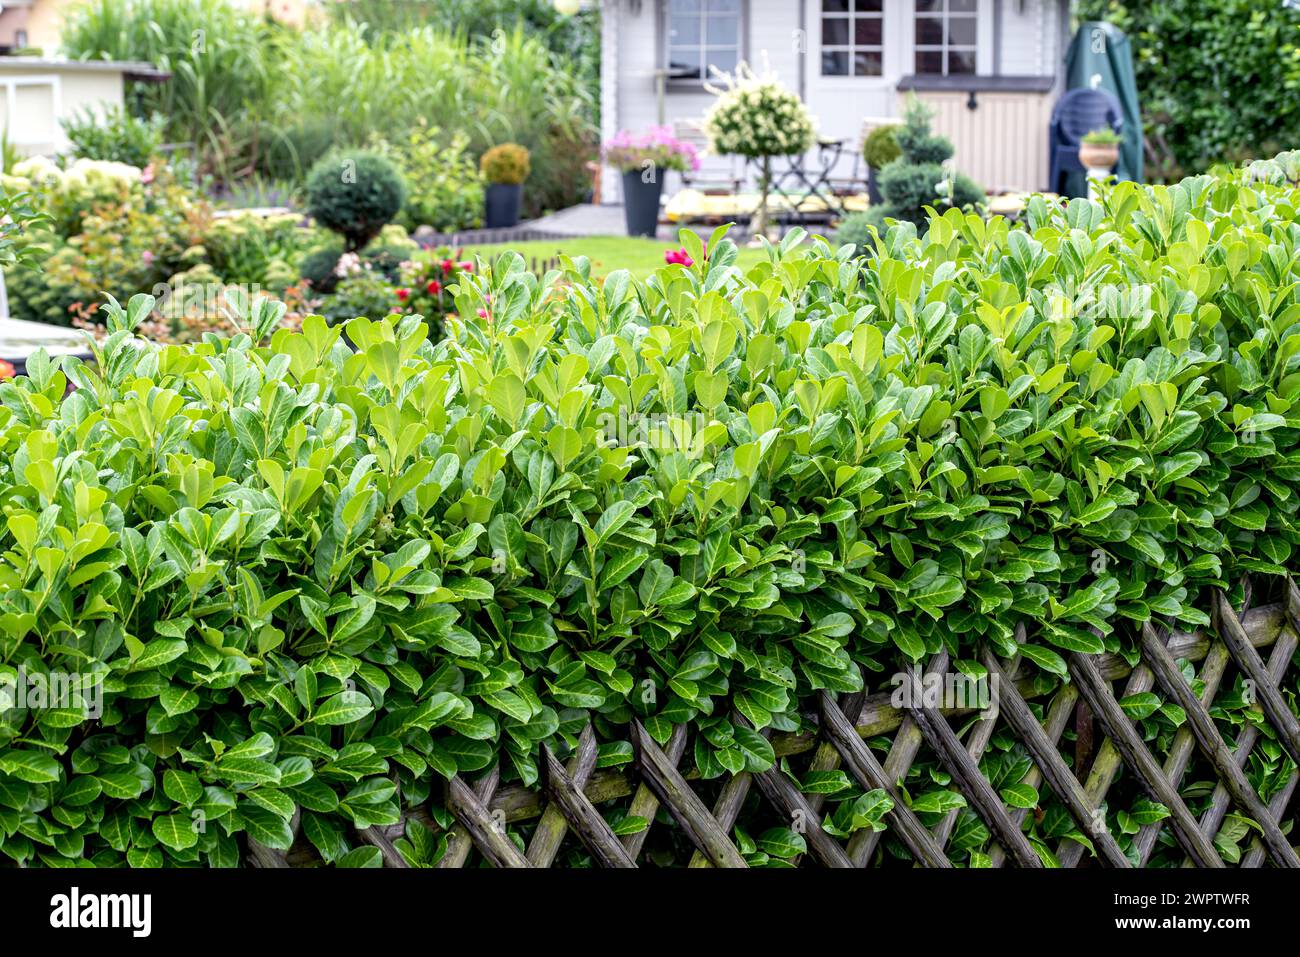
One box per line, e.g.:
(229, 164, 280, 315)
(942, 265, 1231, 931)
(818, 0, 887, 79)
(662, 0, 746, 85)
(912, 0, 987, 76)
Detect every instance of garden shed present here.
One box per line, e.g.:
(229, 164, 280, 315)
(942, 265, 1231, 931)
(600, 0, 1073, 199)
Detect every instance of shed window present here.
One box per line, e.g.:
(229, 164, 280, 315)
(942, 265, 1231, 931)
(820, 0, 884, 77)
(666, 0, 742, 81)
(914, 0, 977, 75)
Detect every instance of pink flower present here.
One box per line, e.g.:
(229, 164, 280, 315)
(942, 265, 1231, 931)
(141, 163, 155, 185)
(459, 262, 474, 273)
(664, 248, 694, 267)
(142, 250, 155, 266)
(441, 259, 455, 275)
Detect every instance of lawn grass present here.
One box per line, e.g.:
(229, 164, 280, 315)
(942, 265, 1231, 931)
(451, 236, 767, 279)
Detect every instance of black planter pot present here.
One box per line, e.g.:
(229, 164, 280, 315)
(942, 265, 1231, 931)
(622, 170, 663, 238)
(867, 166, 884, 206)
(485, 183, 523, 229)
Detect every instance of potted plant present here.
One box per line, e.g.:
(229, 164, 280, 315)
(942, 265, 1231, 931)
(480, 143, 531, 229)
(604, 126, 700, 237)
(862, 124, 901, 206)
(1079, 128, 1122, 172)
(703, 61, 816, 241)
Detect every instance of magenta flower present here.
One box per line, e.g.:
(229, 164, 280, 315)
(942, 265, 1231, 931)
(664, 248, 694, 267)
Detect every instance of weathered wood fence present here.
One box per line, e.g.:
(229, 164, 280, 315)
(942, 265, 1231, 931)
(253, 582, 1300, 868)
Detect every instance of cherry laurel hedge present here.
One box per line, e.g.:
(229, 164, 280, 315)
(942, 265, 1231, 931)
(3, 152, 1300, 868)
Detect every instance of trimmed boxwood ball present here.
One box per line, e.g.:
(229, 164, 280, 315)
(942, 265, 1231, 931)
(298, 244, 344, 292)
(306, 151, 407, 252)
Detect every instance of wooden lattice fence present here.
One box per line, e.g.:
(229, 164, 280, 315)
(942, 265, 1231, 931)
(252, 582, 1300, 868)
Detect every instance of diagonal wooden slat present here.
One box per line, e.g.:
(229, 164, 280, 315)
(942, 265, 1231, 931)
(981, 650, 1130, 867)
(541, 744, 637, 868)
(1217, 588, 1300, 766)
(1128, 638, 1231, 868)
(848, 651, 948, 866)
(1067, 651, 1223, 868)
(632, 720, 748, 868)
(687, 770, 754, 868)
(447, 772, 531, 868)
(818, 690, 954, 868)
(621, 722, 688, 860)
(1139, 624, 1300, 868)
(528, 725, 598, 867)
(900, 667, 1043, 867)
(439, 766, 500, 868)
(1201, 622, 1300, 866)
(995, 685, 1078, 868)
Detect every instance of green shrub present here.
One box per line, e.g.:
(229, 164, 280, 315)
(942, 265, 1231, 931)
(369, 123, 484, 233)
(61, 106, 168, 168)
(834, 210, 875, 256)
(298, 244, 344, 290)
(480, 143, 531, 186)
(868, 99, 983, 233)
(306, 152, 407, 252)
(4, 154, 1300, 866)
(862, 124, 901, 170)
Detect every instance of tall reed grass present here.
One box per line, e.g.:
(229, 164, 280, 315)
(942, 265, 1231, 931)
(61, 0, 597, 213)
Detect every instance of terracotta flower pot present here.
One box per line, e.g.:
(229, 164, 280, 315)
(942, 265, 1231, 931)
(1079, 142, 1120, 171)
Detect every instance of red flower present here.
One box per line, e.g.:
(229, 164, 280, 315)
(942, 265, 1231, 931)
(427, 279, 442, 295)
(440, 259, 455, 275)
(459, 262, 474, 272)
(0, 359, 13, 380)
(664, 248, 694, 267)
(395, 288, 410, 301)
(477, 308, 490, 320)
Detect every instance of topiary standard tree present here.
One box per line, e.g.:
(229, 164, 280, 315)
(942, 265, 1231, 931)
(864, 97, 983, 235)
(306, 151, 407, 253)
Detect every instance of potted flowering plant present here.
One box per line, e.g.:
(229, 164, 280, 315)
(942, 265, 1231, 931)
(603, 126, 701, 237)
(703, 61, 815, 240)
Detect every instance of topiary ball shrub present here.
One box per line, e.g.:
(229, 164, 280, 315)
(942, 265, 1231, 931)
(862, 124, 902, 170)
(306, 151, 408, 252)
(479, 143, 531, 186)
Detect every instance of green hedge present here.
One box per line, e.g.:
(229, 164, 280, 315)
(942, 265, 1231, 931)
(2, 153, 1300, 867)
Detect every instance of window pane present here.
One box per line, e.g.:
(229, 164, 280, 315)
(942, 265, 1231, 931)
(854, 0, 883, 10)
(915, 49, 944, 74)
(710, 0, 740, 10)
(708, 15, 738, 45)
(670, 0, 702, 12)
(822, 50, 850, 75)
(669, 16, 701, 45)
(854, 17, 882, 45)
(668, 49, 702, 78)
(948, 15, 977, 46)
(915, 15, 943, 45)
(822, 0, 850, 11)
(708, 48, 738, 75)
(948, 49, 977, 74)
(914, 0, 942, 11)
(854, 50, 883, 76)
(822, 17, 850, 44)
(949, 0, 977, 11)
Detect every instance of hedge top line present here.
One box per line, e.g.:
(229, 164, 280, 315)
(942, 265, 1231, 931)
(0, 150, 1299, 867)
